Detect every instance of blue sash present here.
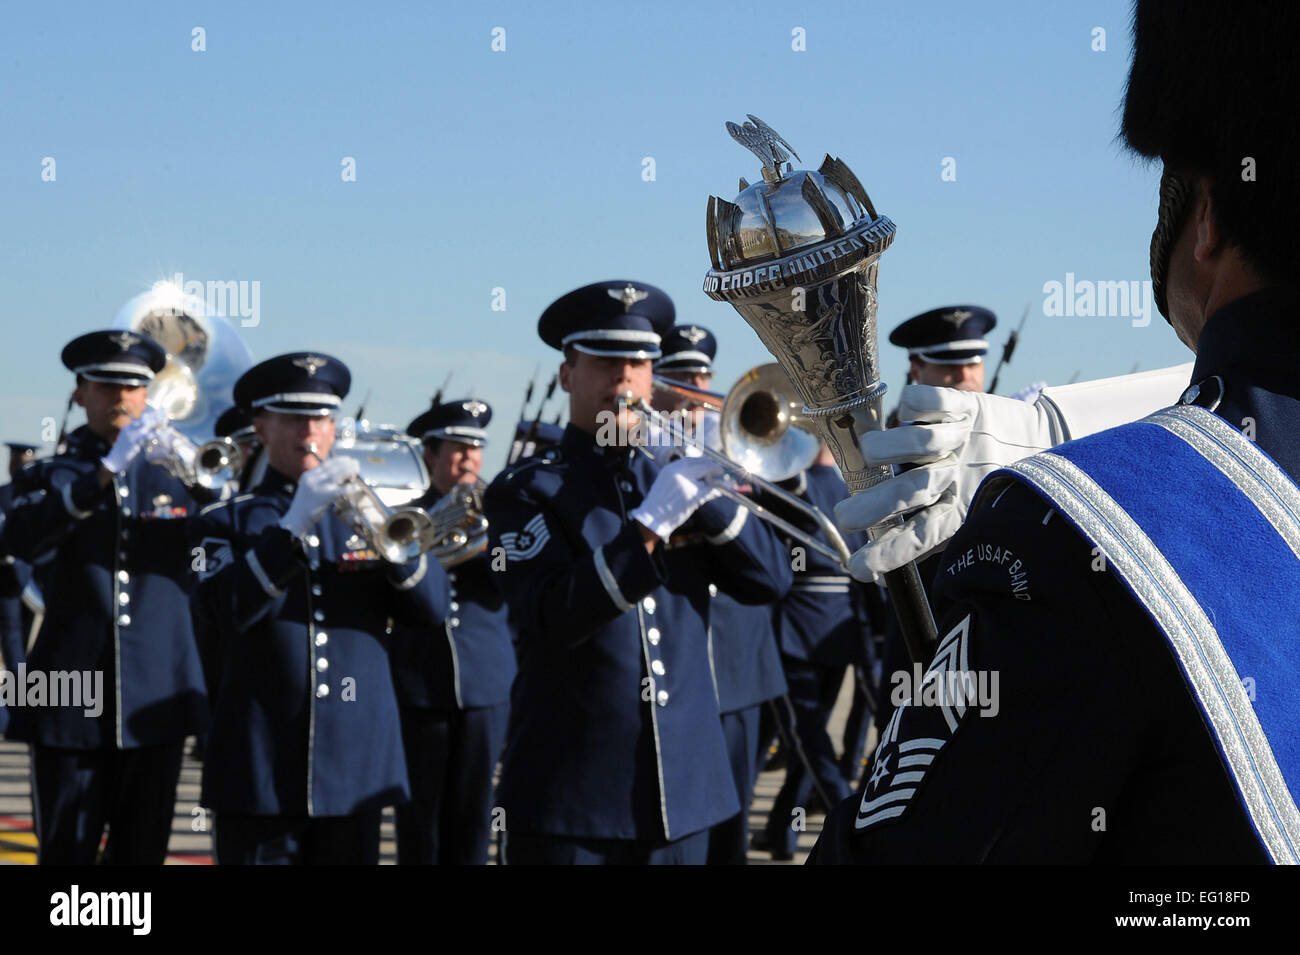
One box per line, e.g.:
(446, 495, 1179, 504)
(985, 404, 1300, 863)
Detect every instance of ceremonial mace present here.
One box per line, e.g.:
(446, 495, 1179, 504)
(703, 115, 939, 664)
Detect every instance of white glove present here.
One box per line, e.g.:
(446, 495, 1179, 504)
(144, 426, 198, 473)
(834, 385, 1058, 580)
(631, 457, 725, 540)
(278, 456, 361, 540)
(101, 407, 168, 475)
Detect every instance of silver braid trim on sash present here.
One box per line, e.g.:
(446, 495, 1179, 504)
(1007, 450, 1300, 864)
(1149, 406, 1300, 562)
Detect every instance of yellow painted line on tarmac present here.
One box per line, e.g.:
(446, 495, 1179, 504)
(0, 849, 35, 864)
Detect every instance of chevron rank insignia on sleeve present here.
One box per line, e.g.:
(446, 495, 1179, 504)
(500, 513, 550, 562)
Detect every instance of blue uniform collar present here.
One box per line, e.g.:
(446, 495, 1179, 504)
(1192, 287, 1300, 392)
(65, 424, 110, 461)
(255, 466, 299, 498)
(560, 422, 636, 467)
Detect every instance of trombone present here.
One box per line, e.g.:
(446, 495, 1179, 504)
(635, 364, 854, 571)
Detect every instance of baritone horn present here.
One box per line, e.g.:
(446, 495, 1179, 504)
(422, 480, 490, 568)
(304, 443, 435, 563)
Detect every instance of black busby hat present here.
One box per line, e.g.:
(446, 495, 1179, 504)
(1122, 0, 1300, 286)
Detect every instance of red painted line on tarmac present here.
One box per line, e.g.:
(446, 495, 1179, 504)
(3, 813, 212, 864)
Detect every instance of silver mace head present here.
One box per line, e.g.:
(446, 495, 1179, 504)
(703, 115, 897, 493)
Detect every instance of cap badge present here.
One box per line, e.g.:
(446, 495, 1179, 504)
(682, 326, 707, 345)
(109, 331, 140, 350)
(943, 309, 973, 327)
(608, 285, 649, 312)
(463, 400, 488, 417)
(293, 355, 327, 377)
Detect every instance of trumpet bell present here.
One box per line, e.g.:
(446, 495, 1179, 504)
(380, 508, 436, 564)
(720, 363, 820, 483)
(194, 437, 244, 491)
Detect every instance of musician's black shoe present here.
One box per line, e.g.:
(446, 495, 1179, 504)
(750, 830, 793, 862)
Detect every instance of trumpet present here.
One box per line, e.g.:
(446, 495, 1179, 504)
(141, 416, 245, 492)
(304, 443, 435, 564)
(630, 363, 853, 571)
(422, 480, 490, 568)
(193, 436, 244, 491)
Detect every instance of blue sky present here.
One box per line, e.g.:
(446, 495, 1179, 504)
(0, 0, 1189, 477)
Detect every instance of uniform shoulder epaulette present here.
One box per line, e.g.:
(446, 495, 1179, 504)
(497, 450, 564, 483)
(488, 455, 566, 505)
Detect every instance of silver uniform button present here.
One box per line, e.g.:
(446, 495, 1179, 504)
(643, 596, 656, 614)
(620, 480, 633, 492)
(449, 617, 460, 628)
(647, 627, 660, 645)
(314, 610, 325, 622)
(122, 507, 131, 517)
(121, 529, 130, 541)
(311, 583, 323, 596)
(316, 658, 329, 671)
(306, 534, 320, 548)
(315, 632, 328, 647)
(118, 486, 129, 498)
(117, 613, 131, 627)
(118, 551, 128, 561)
(708, 583, 718, 597)
(316, 684, 329, 698)
(117, 570, 129, 584)
(656, 690, 669, 706)
(450, 601, 460, 611)
(651, 659, 665, 676)
(118, 592, 129, 605)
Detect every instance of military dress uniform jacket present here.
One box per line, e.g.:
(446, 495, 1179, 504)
(0, 482, 33, 673)
(769, 465, 874, 667)
(485, 424, 793, 842)
(187, 467, 451, 817)
(388, 485, 516, 710)
(708, 591, 787, 715)
(0, 483, 25, 734)
(812, 289, 1300, 864)
(0, 426, 208, 749)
